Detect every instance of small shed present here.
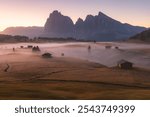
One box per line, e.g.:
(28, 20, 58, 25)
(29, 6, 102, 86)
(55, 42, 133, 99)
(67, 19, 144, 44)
(42, 53, 52, 58)
(117, 60, 133, 69)
(61, 53, 64, 56)
(20, 46, 24, 48)
(105, 45, 112, 49)
(115, 46, 119, 49)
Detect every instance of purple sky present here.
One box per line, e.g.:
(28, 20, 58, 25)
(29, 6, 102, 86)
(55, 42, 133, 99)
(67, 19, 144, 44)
(0, 0, 149, 31)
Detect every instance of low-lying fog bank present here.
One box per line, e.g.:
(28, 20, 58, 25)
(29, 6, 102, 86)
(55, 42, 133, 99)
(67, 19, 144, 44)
(0, 42, 150, 69)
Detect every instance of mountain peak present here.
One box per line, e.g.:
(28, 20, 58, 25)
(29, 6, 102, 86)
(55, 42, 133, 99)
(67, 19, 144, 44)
(50, 10, 61, 17)
(85, 15, 94, 22)
(1, 11, 146, 41)
(44, 10, 146, 41)
(77, 18, 83, 22)
(98, 11, 105, 16)
(44, 10, 74, 35)
(53, 10, 59, 13)
(75, 18, 84, 26)
(86, 15, 94, 18)
(98, 11, 110, 19)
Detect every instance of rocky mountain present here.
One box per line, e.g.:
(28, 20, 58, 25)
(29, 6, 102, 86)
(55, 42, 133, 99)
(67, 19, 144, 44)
(1, 10, 147, 41)
(44, 11, 146, 41)
(1, 26, 44, 38)
(44, 10, 74, 38)
(75, 12, 146, 41)
(129, 29, 150, 42)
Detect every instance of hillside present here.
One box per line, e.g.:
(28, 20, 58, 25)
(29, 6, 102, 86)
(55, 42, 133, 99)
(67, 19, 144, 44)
(129, 29, 150, 42)
(1, 26, 43, 38)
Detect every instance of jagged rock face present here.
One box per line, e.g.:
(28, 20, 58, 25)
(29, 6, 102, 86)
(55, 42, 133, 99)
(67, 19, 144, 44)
(75, 18, 84, 30)
(44, 10, 74, 37)
(75, 18, 85, 39)
(74, 12, 146, 41)
(3, 10, 145, 41)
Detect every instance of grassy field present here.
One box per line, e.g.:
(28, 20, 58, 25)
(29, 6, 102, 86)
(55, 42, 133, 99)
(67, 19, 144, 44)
(0, 48, 150, 99)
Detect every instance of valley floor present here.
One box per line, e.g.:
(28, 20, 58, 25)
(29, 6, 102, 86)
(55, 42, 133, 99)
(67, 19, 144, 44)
(0, 47, 150, 99)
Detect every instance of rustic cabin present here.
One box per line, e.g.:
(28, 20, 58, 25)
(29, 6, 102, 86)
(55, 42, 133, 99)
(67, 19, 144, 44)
(105, 45, 112, 49)
(42, 53, 52, 58)
(117, 60, 133, 69)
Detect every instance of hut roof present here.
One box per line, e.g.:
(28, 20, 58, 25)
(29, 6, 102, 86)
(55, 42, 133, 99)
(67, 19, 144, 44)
(105, 45, 112, 49)
(117, 59, 133, 64)
(42, 53, 52, 58)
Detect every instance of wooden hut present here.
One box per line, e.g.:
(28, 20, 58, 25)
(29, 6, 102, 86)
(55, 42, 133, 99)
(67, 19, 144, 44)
(115, 46, 119, 49)
(105, 45, 112, 49)
(20, 46, 24, 48)
(42, 53, 52, 58)
(61, 53, 64, 56)
(117, 60, 133, 69)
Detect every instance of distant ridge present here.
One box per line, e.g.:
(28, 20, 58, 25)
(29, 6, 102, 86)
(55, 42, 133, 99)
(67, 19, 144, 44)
(129, 29, 150, 42)
(1, 10, 147, 41)
(1, 26, 43, 38)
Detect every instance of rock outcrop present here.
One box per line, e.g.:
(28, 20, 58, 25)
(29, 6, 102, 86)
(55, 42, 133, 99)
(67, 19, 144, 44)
(74, 12, 146, 41)
(44, 10, 74, 38)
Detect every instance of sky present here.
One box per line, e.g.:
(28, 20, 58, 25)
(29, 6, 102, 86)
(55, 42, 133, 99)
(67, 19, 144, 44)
(0, 0, 149, 31)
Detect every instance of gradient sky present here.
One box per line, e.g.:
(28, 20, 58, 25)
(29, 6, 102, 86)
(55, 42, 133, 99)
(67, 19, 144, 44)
(0, 0, 149, 31)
